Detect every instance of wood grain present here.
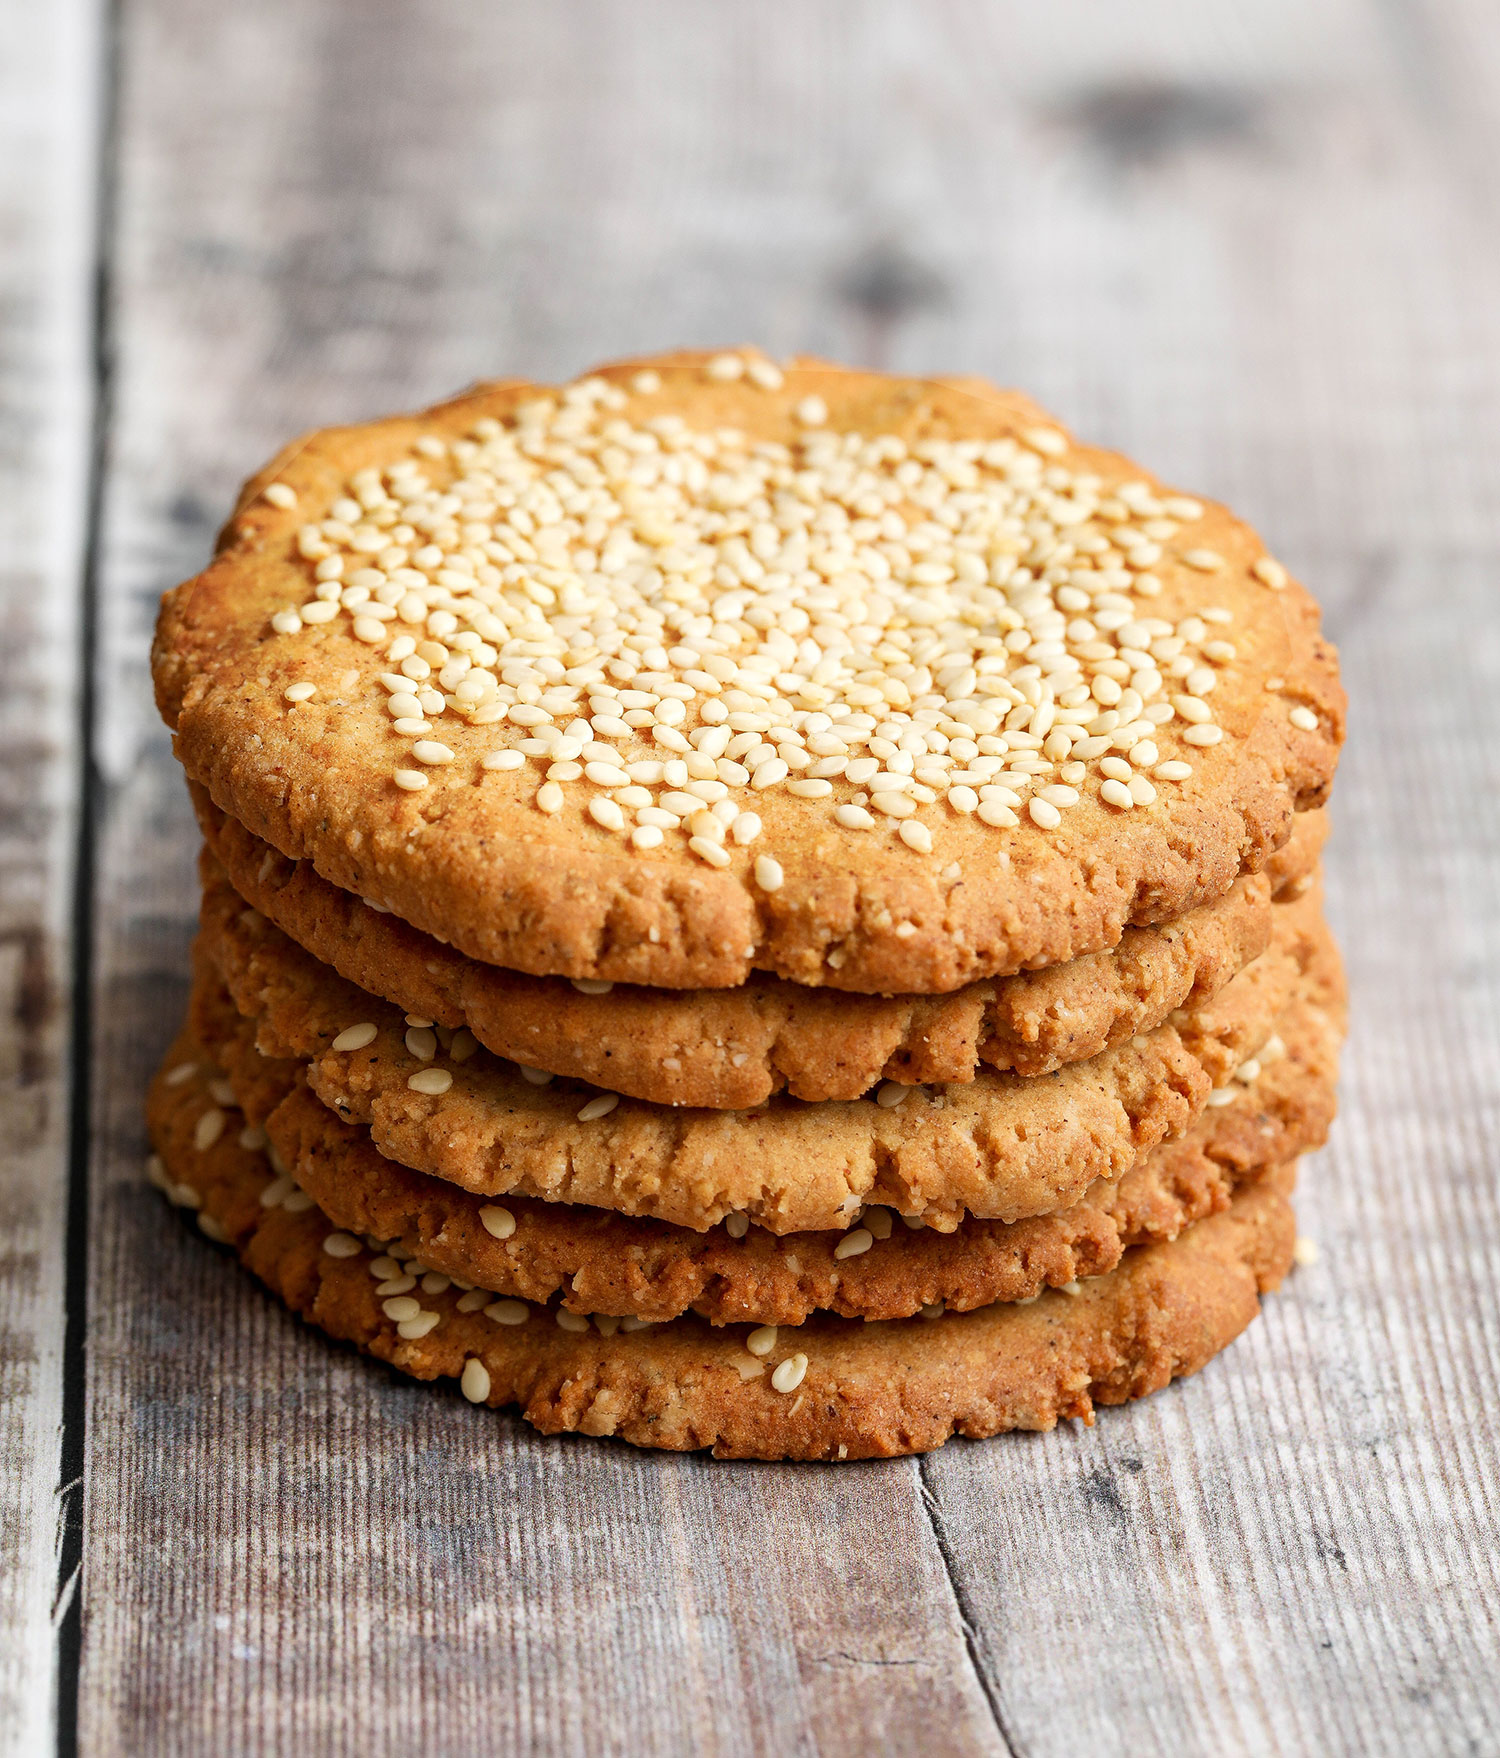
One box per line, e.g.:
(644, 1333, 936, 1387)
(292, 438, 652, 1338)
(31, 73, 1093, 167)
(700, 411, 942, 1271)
(7, 0, 1494, 1751)
(0, 3, 101, 1753)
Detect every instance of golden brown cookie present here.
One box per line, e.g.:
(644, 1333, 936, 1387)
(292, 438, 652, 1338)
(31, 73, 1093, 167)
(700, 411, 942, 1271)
(154, 352, 1344, 995)
(146, 1031, 1299, 1460)
(186, 945, 1339, 1324)
(195, 881, 1327, 1233)
(196, 789, 1336, 1106)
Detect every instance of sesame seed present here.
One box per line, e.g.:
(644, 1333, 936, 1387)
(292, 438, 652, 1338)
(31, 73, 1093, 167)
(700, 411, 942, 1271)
(1024, 426, 1068, 456)
(920, 1302, 944, 1319)
(747, 854, 785, 895)
(747, 360, 784, 390)
(481, 749, 524, 770)
(771, 1354, 808, 1393)
(572, 977, 614, 995)
(795, 395, 827, 426)
(404, 1026, 437, 1060)
(264, 482, 297, 508)
(197, 1214, 227, 1242)
(164, 1063, 197, 1087)
(577, 1093, 620, 1121)
(322, 1232, 362, 1258)
(1028, 798, 1061, 830)
(589, 797, 626, 831)
(383, 1296, 421, 1321)
(689, 835, 731, 867)
(209, 1078, 236, 1106)
(238, 1126, 266, 1150)
(1252, 556, 1288, 589)
(332, 1022, 378, 1051)
(283, 681, 316, 703)
(556, 1308, 590, 1333)
(485, 1299, 529, 1326)
(194, 1108, 225, 1152)
(875, 1081, 910, 1108)
(393, 769, 428, 792)
(899, 821, 933, 853)
(1183, 724, 1223, 746)
(460, 1358, 492, 1402)
(631, 370, 662, 395)
(397, 1312, 441, 1340)
(707, 353, 745, 381)
(1155, 760, 1193, 781)
(1289, 706, 1319, 731)
(864, 1208, 893, 1240)
(283, 1189, 314, 1212)
(834, 804, 874, 830)
(1293, 1237, 1320, 1267)
(407, 1067, 453, 1095)
(834, 1228, 874, 1260)
(535, 781, 565, 813)
(479, 1205, 516, 1239)
(519, 1065, 554, 1085)
(1100, 779, 1134, 810)
(456, 1289, 490, 1313)
(746, 1325, 778, 1356)
(412, 740, 454, 765)
(1181, 548, 1225, 571)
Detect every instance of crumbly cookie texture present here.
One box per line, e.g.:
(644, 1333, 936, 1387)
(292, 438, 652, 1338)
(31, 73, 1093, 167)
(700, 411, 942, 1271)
(146, 1032, 1298, 1460)
(197, 792, 1333, 1106)
(190, 944, 1340, 1325)
(195, 882, 1326, 1234)
(154, 351, 1344, 993)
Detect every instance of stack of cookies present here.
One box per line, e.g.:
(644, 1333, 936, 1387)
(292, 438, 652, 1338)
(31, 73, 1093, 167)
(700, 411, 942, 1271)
(148, 353, 1345, 1460)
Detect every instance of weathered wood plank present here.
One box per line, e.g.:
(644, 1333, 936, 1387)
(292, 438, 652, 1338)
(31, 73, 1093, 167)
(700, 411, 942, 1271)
(0, 1, 102, 1752)
(72, 0, 1500, 1752)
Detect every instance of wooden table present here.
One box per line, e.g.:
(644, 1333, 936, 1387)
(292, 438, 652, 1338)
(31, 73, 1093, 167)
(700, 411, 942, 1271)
(4, 2, 1498, 1752)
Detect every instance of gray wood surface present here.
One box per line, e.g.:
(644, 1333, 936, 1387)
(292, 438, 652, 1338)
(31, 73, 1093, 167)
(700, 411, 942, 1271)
(0, 1, 101, 1751)
(2, 0, 1498, 1752)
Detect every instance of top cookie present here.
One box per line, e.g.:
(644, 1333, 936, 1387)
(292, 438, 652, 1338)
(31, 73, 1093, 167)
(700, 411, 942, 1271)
(154, 351, 1344, 993)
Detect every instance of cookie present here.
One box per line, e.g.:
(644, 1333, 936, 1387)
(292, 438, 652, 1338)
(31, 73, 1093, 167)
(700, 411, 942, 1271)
(146, 1033, 1299, 1460)
(197, 788, 1333, 1106)
(195, 882, 1327, 1233)
(186, 948, 1339, 1324)
(154, 351, 1344, 995)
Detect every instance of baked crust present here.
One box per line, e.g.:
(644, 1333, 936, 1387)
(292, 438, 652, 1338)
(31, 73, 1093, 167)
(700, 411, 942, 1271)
(146, 1032, 1298, 1460)
(195, 877, 1329, 1233)
(197, 790, 1329, 1106)
(188, 949, 1339, 1325)
(154, 353, 1344, 993)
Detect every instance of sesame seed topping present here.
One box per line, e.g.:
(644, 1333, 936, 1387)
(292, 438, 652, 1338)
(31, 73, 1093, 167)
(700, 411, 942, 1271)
(407, 1067, 453, 1095)
(197, 1213, 227, 1242)
(193, 1108, 225, 1151)
(1289, 706, 1319, 731)
(332, 1022, 378, 1051)
(479, 1204, 516, 1239)
(577, 1093, 619, 1122)
(754, 855, 784, 891)
(262, 379, 1242, 858)
(724, 1211, 750, 1238)
(263, 482, 297, 509)
(405, 1025, 437, 1059)
(1252, 556, 1288, 589)
(746, 1325, 778, 1356)
(382, 1296, 421, 1321)
(485, 1298, 529, 1326)
(833, 1228, 874, 1260)
(456, 1288, 490, 1313)
(874, 1080, 911, 1107)
(1293, 1237, 1320, 1267)
(571, 977, 613, 995)
(460, 1358, 492, 1402)
(770, 1353, 809, 1393)
(556, 1308, 590, 1332)
(322, 1232, 362, 1258)
(283, 681, 316, 702)
(397, 1312, 441, 1340)
(163, 1063, 198, 1087)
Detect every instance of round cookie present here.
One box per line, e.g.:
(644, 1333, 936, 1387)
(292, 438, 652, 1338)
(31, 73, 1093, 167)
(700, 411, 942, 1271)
(146, 1035, 1300, 1460)
(194, 881, 1326, 1233)
(153, 352, 1344, 995)
(196, 790, 1339, 1106)
(187, 948, 1340, 1324)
